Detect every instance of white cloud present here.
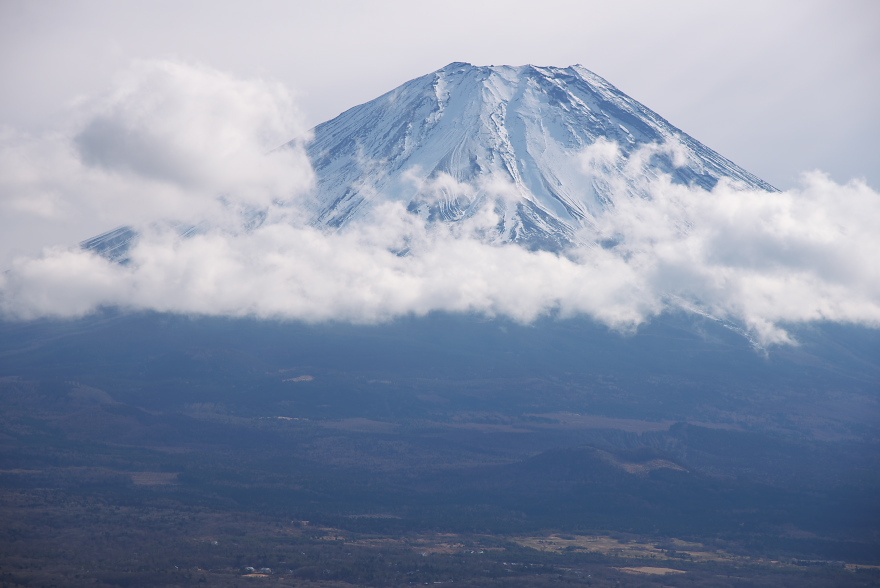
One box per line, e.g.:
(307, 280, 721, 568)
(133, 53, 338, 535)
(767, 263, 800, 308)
(0, 60, 312, 264)
(1, 62, 878, 348)
(3, 171, 878, 347)
(587, 172, 880, 343)
(578, 137, 621, 173)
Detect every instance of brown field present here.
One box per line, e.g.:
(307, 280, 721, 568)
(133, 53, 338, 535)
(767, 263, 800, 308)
(617, 566, 686, 575)
(513, 533, 744, 564)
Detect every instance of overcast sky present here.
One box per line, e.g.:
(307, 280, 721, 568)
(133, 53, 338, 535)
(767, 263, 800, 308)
(1, 0, 877, 189)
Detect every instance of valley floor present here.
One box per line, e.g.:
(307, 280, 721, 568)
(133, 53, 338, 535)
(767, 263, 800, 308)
(2, 315, 878, 587)
(2, 486, 878, 588)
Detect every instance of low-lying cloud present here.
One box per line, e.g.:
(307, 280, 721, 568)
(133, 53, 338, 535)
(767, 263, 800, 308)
(1, 60, 878, 347)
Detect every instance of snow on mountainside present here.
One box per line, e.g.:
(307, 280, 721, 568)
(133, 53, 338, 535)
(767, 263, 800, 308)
(82, 62, 776, 256)
(301, 62, 776, 250)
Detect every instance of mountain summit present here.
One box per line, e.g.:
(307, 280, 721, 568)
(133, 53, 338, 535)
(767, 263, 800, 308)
(83, 62, 775, 256)
(302, 62, 775, 249)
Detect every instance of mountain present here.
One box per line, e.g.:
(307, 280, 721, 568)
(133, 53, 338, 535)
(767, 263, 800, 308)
(301, 62, 776, 249)
(82, 62, 775, 256)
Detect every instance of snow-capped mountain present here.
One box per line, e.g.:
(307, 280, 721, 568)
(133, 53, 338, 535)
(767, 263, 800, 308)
(302, 62, 775, 249)
(83, 62, 775, 256)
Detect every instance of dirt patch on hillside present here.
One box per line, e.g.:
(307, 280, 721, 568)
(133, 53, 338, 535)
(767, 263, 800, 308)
(618, 566, 685, 575)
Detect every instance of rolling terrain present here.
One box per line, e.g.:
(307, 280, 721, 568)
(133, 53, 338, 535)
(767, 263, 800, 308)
(1, 313, 878, 586)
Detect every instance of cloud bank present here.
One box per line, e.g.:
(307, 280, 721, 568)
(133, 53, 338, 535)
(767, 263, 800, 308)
(1, 61, 878, 347)
(0, 60, 312, 262)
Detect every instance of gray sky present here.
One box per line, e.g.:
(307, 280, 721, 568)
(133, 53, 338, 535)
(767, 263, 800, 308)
(1, 0, 878, 189)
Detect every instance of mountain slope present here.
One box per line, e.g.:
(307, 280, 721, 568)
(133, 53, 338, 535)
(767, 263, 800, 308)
(83, 62, 776, 257)
(302, 62, 776, 249)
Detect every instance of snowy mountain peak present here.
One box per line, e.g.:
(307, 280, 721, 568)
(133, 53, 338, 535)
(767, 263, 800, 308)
(303, 62, 775, 249)
(82, 63, 776, 258)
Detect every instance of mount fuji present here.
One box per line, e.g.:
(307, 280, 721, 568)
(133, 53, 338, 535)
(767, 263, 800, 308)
(299, 62, 775, 250)
(84, 62, 776, 254)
